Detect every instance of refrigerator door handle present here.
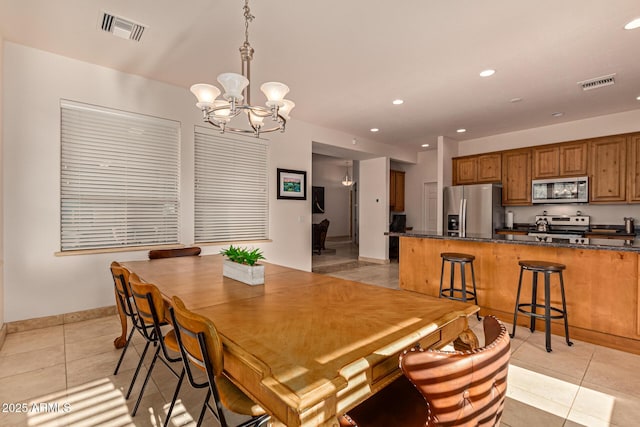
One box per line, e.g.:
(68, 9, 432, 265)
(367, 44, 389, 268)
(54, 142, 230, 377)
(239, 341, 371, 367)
(460, 198, 467, 237)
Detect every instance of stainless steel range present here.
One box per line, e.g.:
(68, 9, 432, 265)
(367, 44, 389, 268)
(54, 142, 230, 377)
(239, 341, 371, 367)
(528, 214, 590, 244)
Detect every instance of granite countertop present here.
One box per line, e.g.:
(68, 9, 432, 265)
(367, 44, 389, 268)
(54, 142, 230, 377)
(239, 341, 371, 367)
(390, 230, 640, 253)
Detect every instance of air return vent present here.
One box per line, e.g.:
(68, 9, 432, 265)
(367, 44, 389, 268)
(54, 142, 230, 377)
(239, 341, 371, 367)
(577, 74, 616, 91)
(100, 12, 145, 42)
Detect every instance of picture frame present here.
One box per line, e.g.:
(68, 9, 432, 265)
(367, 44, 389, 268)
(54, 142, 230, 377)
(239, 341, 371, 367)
(277, 168, 307, 200)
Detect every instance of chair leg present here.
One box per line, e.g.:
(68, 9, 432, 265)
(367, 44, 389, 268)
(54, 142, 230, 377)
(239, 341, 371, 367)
(126, 340, 151, 399)
(439, 258, 445, 297)
(114, 326, 135, 375)
(530, 272, 538, 333)
(132, 346, 161, 416)
(469, 262, 481, 321)
(196, 389, 212, 427)
(163, 368, 185, 427)
(544, 272, 552, 352)
(559, 271, 573, 347)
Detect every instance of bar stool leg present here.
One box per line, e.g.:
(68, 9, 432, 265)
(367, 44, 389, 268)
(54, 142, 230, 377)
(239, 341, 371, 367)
(439, 258, 445, 297)
(530, 271, 538, 333)
(511, 266, 524, 338)
(469, 261, 481, 320)
(559, 271, 573, 347)
(449, 262, 455, 298)
(460, 262, 467, 302)
(544, 271, 552, 352)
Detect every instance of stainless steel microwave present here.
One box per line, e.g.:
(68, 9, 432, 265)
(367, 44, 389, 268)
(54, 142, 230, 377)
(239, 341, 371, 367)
(531, 176, 588, 204)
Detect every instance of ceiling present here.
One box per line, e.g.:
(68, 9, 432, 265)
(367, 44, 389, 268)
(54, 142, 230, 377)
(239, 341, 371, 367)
(1, 0, 640, 150)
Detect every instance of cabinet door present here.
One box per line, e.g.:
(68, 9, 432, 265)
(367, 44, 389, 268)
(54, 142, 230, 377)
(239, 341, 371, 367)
(532, 146, 559, 179)
(395, 171, 405, 211)
(559, 141, 588, 176)
(476, 154, 502, 183)
(502, 149, 532, 205)
(589, 136, 626, 203)
(627, 134, 640, 202)
(390, 170, 397, 209)
(453, 157, 477, 185)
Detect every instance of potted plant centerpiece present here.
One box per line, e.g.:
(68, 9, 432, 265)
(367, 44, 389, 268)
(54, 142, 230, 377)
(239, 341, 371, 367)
(220, 245, 265, 286)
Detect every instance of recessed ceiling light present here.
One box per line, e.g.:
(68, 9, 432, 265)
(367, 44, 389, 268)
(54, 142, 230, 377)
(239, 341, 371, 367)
(479, 69, 495, 77)
(421, 144, 430, 148)
(456, 128, 467, 133)
(636, 95, 640, 101)
(551, 112, 564, 117)
(624, 18, 640, 30)
(392, 99, 404, 105)
(510, 97, 523, 103)
(370, 128, 379, 132)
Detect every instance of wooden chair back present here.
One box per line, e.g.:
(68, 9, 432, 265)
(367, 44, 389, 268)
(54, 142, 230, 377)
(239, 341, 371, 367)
(148, 246, 201, 259)
(110, 261, 135, 317)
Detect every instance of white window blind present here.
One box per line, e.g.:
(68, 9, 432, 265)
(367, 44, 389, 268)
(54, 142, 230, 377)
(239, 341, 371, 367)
(194, 128, 268, 243)
(60, 100, 180, 251)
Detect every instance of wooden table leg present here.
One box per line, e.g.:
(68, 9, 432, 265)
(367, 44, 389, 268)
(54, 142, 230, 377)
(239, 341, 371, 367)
(113, 289, 128, 349)
(453, 328, 479, 351)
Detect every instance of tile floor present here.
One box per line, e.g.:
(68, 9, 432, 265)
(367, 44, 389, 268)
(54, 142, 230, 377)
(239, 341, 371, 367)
(0, 243, 638, 426)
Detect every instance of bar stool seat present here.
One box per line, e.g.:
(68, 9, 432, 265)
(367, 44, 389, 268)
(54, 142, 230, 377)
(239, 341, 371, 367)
(439, 252, 481, 320)
(511, 260, 573, 352)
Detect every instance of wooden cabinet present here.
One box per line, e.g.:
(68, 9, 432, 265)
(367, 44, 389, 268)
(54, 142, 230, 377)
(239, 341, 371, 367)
(501, 149, 532, 205)
(390, 170, 405, 212)
(452, 153, 501, 185)
(589, 135, 627, 203)
(627, 134, 640, 202)
(533, 141, 588, 179)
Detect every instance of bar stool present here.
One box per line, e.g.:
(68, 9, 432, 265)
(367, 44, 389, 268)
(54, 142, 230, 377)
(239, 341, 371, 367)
(439, 252, 481, 320)
(511, 260, 572, 352)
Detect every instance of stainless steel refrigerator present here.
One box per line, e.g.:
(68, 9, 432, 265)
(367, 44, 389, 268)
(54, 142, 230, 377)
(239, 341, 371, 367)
(443, 184, 504, 238)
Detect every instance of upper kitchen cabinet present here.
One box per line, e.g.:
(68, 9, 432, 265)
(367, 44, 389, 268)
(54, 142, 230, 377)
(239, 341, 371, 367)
(502, 148, 532, 206)
(589, 135, 627, 203)
(627, 133, 640, 202)
(532, 141, 588, 179)
(390, 169, 405, 212)
(452, 153, 501, 185)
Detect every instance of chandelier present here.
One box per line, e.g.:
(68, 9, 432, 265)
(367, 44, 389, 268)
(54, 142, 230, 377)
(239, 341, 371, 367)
(341, 161, 354, 186)
(189, 0, 294, 137)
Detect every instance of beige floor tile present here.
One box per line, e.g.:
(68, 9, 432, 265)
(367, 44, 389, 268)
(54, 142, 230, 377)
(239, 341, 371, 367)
(0, 325, 64, 357)
(501, 396, 567, 427)
(64, 315, 124, 344)
(568, 381, 640, 427)
(0, 343, 65, 379)
(0, 363, 67, 403)
(66, 349, 141, 389)
(583, 345, 640, 399)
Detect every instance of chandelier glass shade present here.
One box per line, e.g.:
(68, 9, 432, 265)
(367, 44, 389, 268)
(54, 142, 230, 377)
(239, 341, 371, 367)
(342, 162, 354, 187)
(190, 0, 294, 137)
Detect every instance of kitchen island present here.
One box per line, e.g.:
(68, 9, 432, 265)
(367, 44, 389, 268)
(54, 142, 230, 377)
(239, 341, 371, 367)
(396, 231, 640, 354)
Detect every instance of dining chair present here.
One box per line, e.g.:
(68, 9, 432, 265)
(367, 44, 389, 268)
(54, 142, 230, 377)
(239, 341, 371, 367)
(110, 261, 138, 376)
(169, 296, 269, 427)
(128, 274, 185, 425)
(339, 316, 510, 427)
(148, 246, 201, 259)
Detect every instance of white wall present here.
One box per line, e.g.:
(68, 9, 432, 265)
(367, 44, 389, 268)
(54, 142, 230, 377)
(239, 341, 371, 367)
(311, 156, 351, 237)
(0, 35, 4, 328)
(2, 42, 403, 322)
(403, 151, 438, 232)
(358, 157, 389, 261)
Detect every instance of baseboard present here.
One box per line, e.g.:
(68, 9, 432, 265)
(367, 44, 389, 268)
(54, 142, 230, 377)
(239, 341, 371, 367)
(6, 305, 117, 334)
(357, 256, 390, 264)
(0, 323, 7, 352)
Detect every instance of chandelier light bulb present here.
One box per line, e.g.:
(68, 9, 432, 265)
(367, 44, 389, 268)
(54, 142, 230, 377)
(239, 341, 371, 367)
(261, 82, 290, 107)
(217, 72, 249, 102)
(212, 100, 232, 122)
(190, 84, 221, 109)
(249, 111, 265, 127)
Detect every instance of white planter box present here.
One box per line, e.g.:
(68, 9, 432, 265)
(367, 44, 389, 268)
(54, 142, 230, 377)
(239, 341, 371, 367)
(223, 259, 265, 286)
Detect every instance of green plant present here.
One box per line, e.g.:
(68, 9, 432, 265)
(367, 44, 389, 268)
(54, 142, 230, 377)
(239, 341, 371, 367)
(220, 245, 265, 266)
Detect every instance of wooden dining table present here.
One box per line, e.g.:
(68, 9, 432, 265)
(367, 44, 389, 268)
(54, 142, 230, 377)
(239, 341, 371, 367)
(117, 255, 479, 426)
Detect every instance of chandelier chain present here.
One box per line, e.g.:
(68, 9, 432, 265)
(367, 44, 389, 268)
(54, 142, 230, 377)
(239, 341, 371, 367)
(243, 0, 254, 46)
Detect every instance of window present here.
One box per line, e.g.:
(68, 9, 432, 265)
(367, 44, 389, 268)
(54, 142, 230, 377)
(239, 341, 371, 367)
(60, 100, 180, 251)
(194, 127, 268, 243)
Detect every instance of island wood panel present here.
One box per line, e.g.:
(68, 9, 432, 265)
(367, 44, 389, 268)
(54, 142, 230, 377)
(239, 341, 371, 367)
(399, 237, 640, 354)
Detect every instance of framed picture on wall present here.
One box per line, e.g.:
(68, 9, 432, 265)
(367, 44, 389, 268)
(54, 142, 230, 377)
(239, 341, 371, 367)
(277, 168, 307, 200)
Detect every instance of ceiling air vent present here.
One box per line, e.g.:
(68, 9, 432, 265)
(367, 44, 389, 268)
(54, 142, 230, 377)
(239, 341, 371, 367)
(100, 12, 145, 42)
(577, 74, 616, 91)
